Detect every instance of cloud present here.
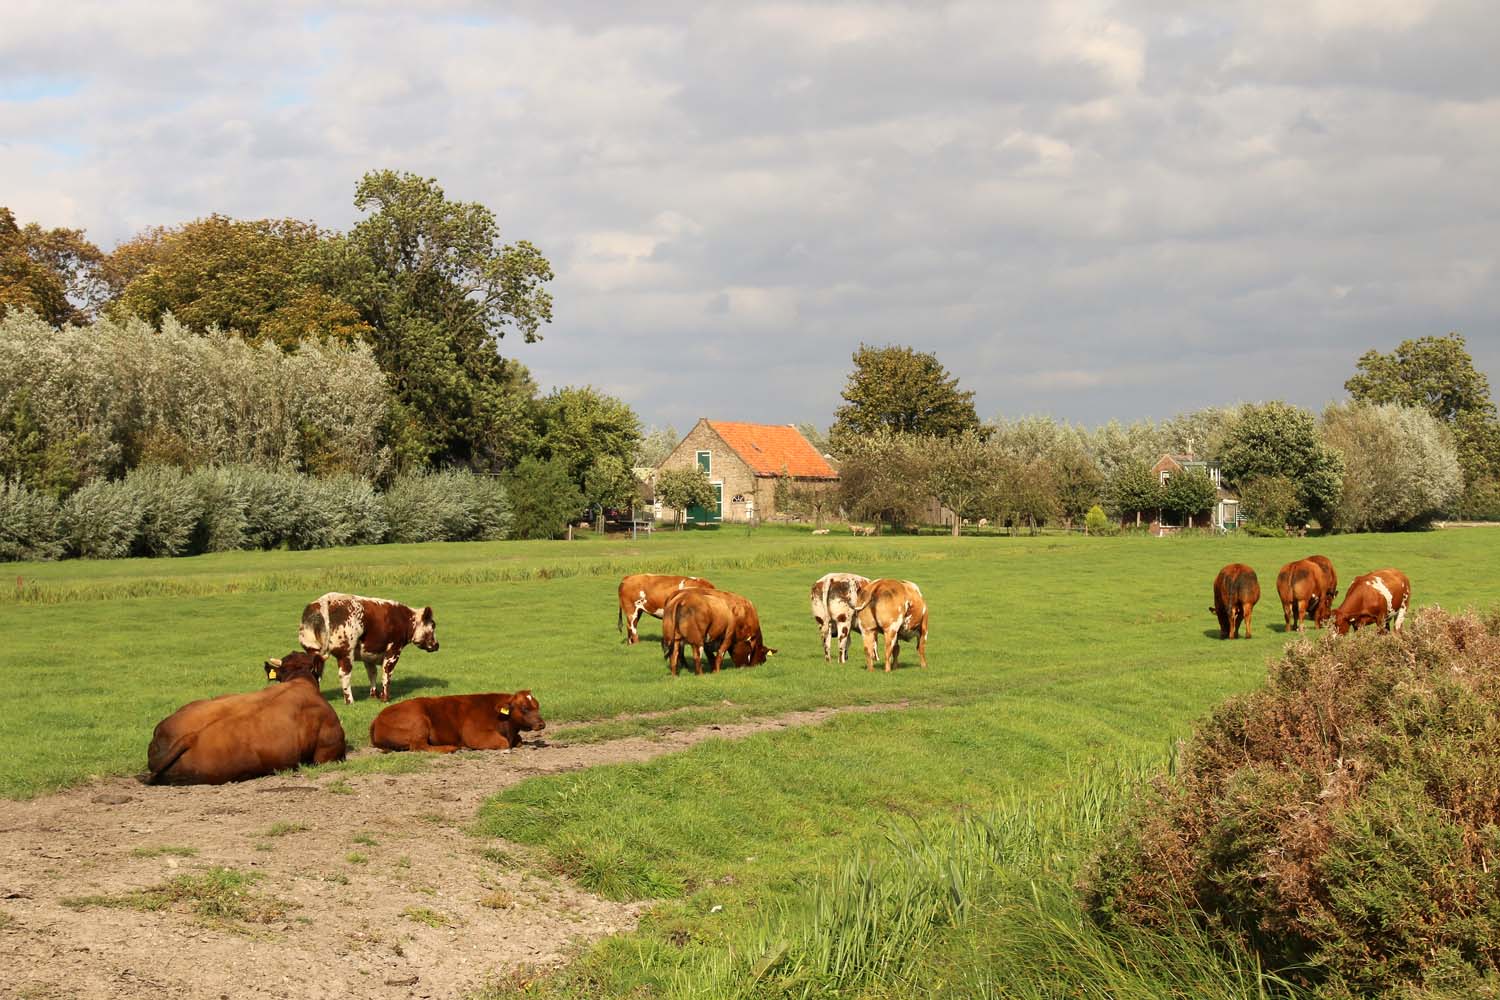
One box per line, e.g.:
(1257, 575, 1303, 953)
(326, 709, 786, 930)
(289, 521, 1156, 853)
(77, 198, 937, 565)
(3, 0, 1497, 432)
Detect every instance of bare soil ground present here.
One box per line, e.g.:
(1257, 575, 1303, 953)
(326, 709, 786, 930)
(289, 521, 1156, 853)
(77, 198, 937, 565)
(0, 703, 904, 1000)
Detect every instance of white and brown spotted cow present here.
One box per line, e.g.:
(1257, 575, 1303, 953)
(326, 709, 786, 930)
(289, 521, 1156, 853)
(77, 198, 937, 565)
(810, 572, 869, 663)
(298, 593, 439, 704)
(852, 578, 929, 672)
(617, 574, 715, 645)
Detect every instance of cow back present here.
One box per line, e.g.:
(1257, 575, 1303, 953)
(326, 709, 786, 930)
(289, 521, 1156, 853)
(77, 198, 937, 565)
(1215, 564, 1260, 607)
(148, 682, 345, 785)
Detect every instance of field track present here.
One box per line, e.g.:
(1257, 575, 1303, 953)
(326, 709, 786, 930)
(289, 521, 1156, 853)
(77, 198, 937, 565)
(0, 703, 906, 1000)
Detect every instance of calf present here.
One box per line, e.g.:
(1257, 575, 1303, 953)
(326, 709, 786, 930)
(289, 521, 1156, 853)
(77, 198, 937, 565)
(1275, 558, 1333, 632)
(617, 574, 716, 645)
(852, 578, 929, 672)
(369, 691, 545, 753)
(810, 572, 869, 663)
(661, 588, 775, 675)
(1210, 563, 1260, 639)
(147, 657, 346, 785)
(298, 592, 438, 704)
(1334, 569, 1411, 635)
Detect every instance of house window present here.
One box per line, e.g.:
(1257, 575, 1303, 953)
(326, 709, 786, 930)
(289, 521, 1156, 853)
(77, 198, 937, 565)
(696, 450, 711, 475)
(1160, 471, 1171, 484)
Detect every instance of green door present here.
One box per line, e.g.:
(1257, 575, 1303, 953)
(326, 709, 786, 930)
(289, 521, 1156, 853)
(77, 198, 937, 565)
(687, 483, 723, 524)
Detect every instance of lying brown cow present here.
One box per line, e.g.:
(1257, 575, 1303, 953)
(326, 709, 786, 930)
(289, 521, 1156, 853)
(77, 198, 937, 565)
(1275, 558, 1334, 631)
(369, 691, 545, 753)
(852, 579, 929, 672)
(810, 572, 869, 663)
(661, 588, 775, 675)
(1210, 563, 1260, 639)
(1334, 569, 1411, 635)
(299, 592, 439, 704)
(617, 574, 716, 645)
(147, 653, 346, 785)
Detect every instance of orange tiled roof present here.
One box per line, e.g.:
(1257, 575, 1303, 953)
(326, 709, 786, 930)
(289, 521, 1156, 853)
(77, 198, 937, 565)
(706, 421, 838, 479)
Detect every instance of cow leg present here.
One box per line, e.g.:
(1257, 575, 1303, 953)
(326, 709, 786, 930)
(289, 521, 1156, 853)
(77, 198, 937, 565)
(916, 625, 928, 668)
(1241, 603, 1253, 639)
(692, 645, 704, 676)
(862, 625, 879, 672)
(313, 723, 345, 765)
(380, 651, 399, 702)
(337, 656, 355, 704)
(628, 595, 648, 644)
(668, 640, 681, 677)
(365, 659, 380, 699)
(884, 626, 900, 672)
(1394, 598, 1408, 632)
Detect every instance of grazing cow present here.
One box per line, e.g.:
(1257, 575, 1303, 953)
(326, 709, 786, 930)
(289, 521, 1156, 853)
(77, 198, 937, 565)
(810, 572, 870, 663)
(370, 691, 545, 753)
(1210, 563, 1261, 639)
(616, 574, 716, 645)
(298, 593, 439, 704)
(852, 578, 928, 672)
(1306, 554, 1339, 625)
(1334, 569, 1411, 635)
(146, 658, 346, 785)
(660, 588, 775, 675)
(1275, 558, 1335, 632)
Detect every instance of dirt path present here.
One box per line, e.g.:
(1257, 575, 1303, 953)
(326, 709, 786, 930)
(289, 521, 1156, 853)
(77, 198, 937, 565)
(0, 703, 905, 1000)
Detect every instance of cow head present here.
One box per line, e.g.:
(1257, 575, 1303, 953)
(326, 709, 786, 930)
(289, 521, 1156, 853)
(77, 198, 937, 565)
(500, 691, 545, 733)
(731, 635, 777, 667)
(265, 651, 325, 684)
(412, 606, 439, 652)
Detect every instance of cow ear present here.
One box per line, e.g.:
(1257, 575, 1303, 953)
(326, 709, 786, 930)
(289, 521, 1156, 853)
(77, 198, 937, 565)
(422, 606, 434, 623)
(766, 647, 778, 656)
(266, 657, 283, 668)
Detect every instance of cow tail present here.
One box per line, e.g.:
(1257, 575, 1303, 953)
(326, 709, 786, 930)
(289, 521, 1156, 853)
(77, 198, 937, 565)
(298, 614, 326, 654)
(146, 735, 194, 785)
(617, 603, 624, 633)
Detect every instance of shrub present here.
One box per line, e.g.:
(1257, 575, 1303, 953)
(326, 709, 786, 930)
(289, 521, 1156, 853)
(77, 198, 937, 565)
(61, 478, 142, 558)
(0, 480, 64, 562)
(1083, 504, 1114, 536)
(188, 467, 250, 553)
(380, 470, 512, 543)
(1238, 474, 1298, 531)
(287, 474, 384, 551)
(505, 456, 582, 540)
(1084, 609, 1500, 998)
(228, 466, 301, 550)
(125, 466, 202, 557)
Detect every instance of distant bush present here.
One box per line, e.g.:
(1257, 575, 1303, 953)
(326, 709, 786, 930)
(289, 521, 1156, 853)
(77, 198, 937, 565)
(61, 478, 142, 559)
(287, 474, 384, 551)
(1083, 504, 1115, 536)
(126, 466, 201, 557)
(1085, 608, 1500, 999)
(382, 470, 511, 543)
(506, 456, 582, 540)
(1242, 523, 1287, 538)
(0, 481, 64, 562)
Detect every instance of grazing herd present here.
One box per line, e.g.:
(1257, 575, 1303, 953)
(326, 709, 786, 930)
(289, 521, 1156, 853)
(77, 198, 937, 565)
(1212, 555, 1412, 640)
(141, 548, 1416, 788)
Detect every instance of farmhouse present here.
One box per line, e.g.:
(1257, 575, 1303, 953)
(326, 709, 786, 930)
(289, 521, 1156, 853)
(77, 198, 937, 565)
(1150, 452, 1240, 533)
(653, 419, 839, 524)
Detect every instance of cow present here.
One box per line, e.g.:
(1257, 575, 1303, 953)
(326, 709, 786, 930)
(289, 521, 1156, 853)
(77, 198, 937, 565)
(263, 651, 326, 685)
(1333, 569, 1411, 635)
(616, 574, 715, 645)
(660, 588, 775, 675)
(810, 572, 870, 663)
(1307, 554, 1339, 624)
(852, 578, 928, 672)
(146, 655, 346, 785)
(1210, 563, 1261, 639)
(369, 691, 545, 753)
(298, 593, 439, 704)
(1275, 558, 1334, 632)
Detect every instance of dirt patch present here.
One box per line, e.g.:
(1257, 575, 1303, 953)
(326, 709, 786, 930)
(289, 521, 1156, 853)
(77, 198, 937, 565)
(0, 702, 906, 1000)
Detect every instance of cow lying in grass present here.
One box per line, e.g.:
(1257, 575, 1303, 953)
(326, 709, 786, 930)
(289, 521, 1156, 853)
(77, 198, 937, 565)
(147, 652, 346, 785)
(369, 692, 545, 753)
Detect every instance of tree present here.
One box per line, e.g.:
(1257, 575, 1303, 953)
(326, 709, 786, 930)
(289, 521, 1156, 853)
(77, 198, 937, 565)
(1085, 419, 1168, 478)
(1162, 467, 1218, 529)
(924, 431, 998, 537)
(796, 422, 834, 459)
(1218, 401, 1344, 526)
(1321, 402, 1463, 531)
(532, 386, 642, 491)
(997, 457, 1061, 534)
(831, 344, 980, 446)
(1051, 443, 1105, 530)
(100, 215, 369, 348)
(1105, 461, 1162, 527)
(0, 206, 103, 326)
(335, 170, 554, 468)
(1238, 476, 1298, 531)
(504, 455, 582, 539)
(837, 431, 930, 530)
(582, 455, 639, 530)
(654, 467, 717, 530)
(774, 468, 838, 527)
(633, 425, 680, 469)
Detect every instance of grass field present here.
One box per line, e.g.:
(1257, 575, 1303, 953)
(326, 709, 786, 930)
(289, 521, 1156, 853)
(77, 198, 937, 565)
(5, 526, 1496, 996)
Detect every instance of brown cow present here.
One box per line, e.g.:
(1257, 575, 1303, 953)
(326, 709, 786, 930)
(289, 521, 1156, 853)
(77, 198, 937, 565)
(1275, 558, 1334, 632)
(852, 579, 928, 672)
(1307, 555, 1339, 620)
(263, 651, 326, 685)
(369, 691, 545, 753)
(1210, 563, 1260, 639)
(617, 574, 716, 645)
(298, 593, 439, 704)
(810, 572, 869, 663)
(146, 657, 346, 785)
(1334, 569, 1411, 635)
(660, 589, 775, 675)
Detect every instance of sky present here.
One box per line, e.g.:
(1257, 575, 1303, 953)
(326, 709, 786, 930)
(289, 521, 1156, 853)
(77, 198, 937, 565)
(3, 0, 1497, 434)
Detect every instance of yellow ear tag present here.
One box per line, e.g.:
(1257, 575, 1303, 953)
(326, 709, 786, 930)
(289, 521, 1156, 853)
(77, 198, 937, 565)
(500, 706, 511, 715)
(268, 669, 278, 680)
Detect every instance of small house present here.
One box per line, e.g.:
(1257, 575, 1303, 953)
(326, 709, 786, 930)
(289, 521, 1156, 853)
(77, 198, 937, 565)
(1150, 453, 1240, 534)
(653, 420, 839, 524)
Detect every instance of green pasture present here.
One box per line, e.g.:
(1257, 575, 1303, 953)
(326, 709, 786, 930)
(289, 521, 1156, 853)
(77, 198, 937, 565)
(1, 527, 1493, 801)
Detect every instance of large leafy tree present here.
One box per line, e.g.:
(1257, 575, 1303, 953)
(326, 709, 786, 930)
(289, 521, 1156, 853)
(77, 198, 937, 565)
(924, 430, 999, 537)
(1105, 461, 1163, 527)
(1218, 401, 1344, 526)
(831, 344, 981, 446)
(504, 455, 582, 540)
(837, 431, 930, 529)
(1162, 467, 1218, 528)
(335, 170, 554, 469)
(1321, 402, 1462, 531)
(100, 215, 368, 348)
(532, 386, 642, 490)
(0, 207, 103, 326)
